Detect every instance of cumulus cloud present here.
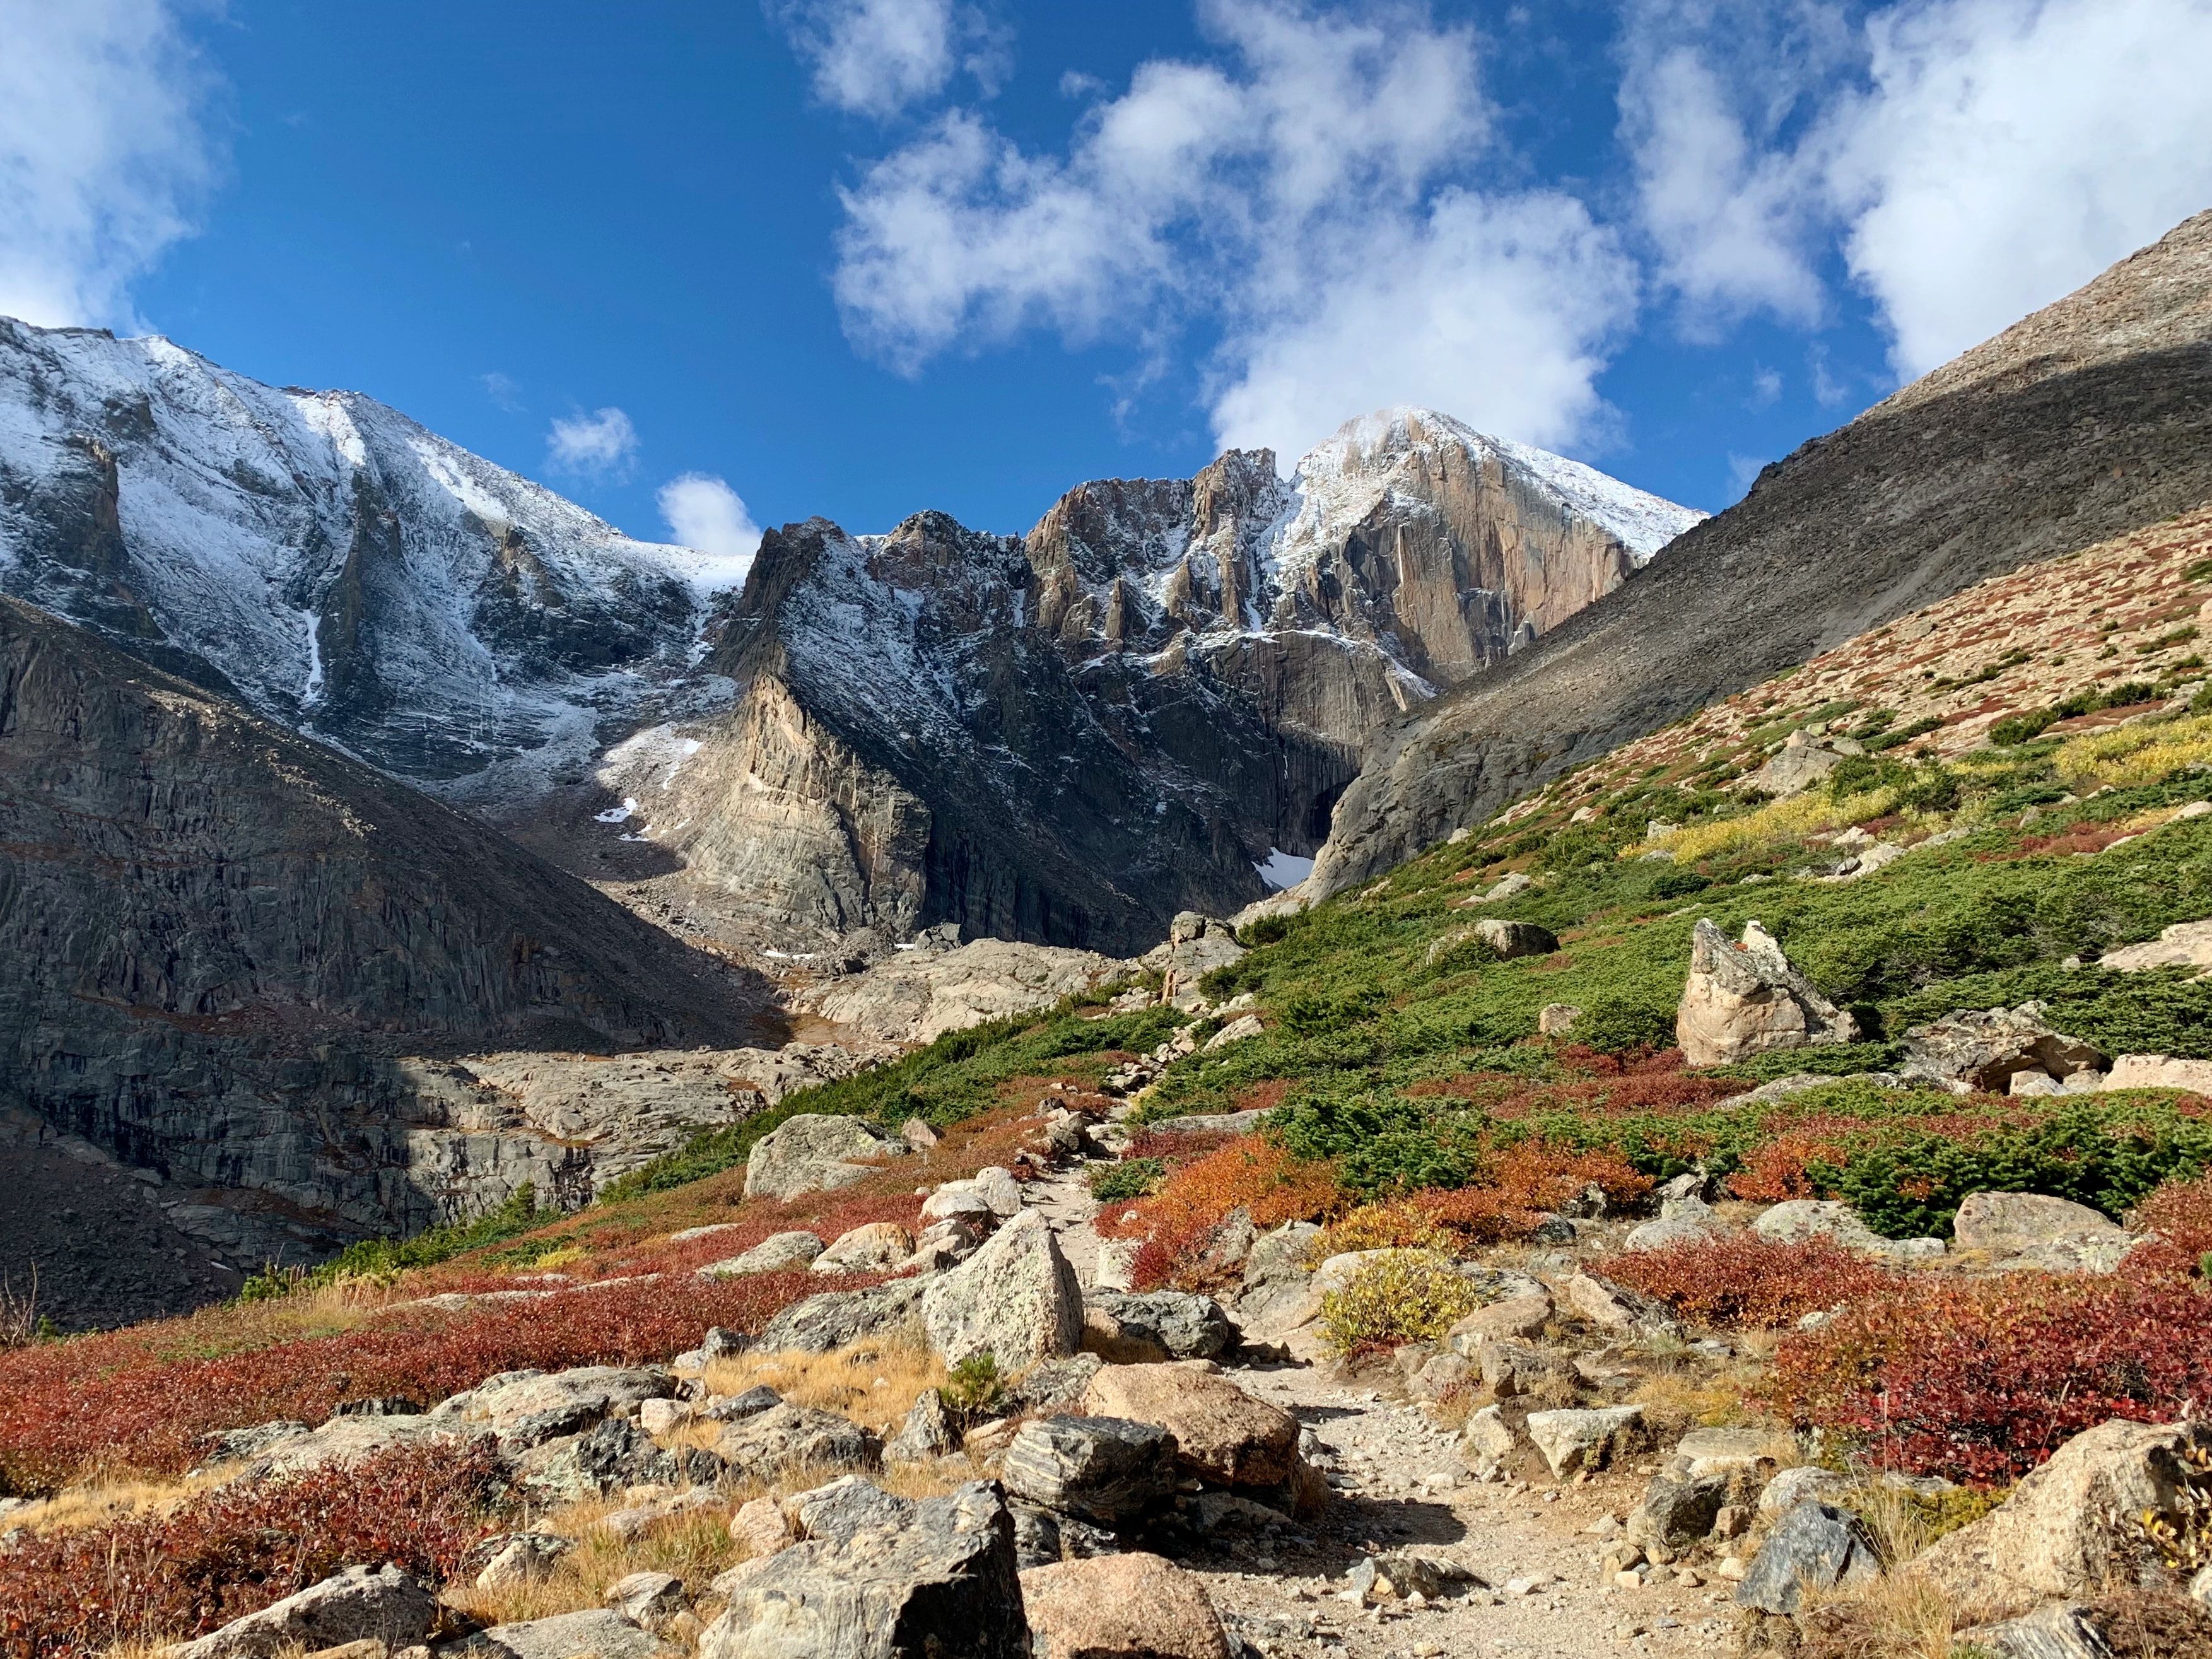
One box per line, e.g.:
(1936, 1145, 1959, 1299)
(657, 472, 763, 592)
(833, 0, 1639, 462)
(0, 0, 223, 329)
(546, 407, 638, 479)
(770, 0, 1007, 119)
(1621, 0, 2212, 377)
(1828, 0, 2212, 375)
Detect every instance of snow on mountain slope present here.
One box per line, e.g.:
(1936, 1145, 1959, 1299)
(0, 317, 735, 799)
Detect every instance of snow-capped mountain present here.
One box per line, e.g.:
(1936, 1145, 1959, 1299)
(576, 410, 1703, 953)
(0, 317, 738, 796)
(0, 313, 1702, 953)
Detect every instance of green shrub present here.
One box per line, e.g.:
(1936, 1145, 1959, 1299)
(1089, 1159, 1165, 1202)
(1317, 1250, 1485, 1354)
(256, 1183, 559, 1297)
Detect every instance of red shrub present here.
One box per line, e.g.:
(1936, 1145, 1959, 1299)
(1099, 1139, 1347, 1291)
(1600, 1236, 1905, 1328)
(0, 1443, 507, 1656)
(1413, 1142, 1654, 1245)
(1769, 1274, 2212, 1483)
(2136, 1171, 2212, 1269)
(0, 1272, 825, 1491)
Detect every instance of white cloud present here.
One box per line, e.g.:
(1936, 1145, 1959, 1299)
(546, 407, 638, 479)
(481, 370, 522, 411)
(657, 472, 763, 592)
(833, 0, 1639, 462)
(0, 0, 223, 329)
(1620, 0, 2212, 378)
(1827, 0, 2212, 376)
(770, 0, 1006, 119)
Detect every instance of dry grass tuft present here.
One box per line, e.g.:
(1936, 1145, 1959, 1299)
(445, 1489, 746, 1631)
(6, 1469, 222, 1536)
(698, 1339, 948, 1436)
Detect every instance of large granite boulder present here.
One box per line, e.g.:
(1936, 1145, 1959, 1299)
(448, 1609, 675, 1659)
(1677, 920, 1857, 1067)
(1526, 1407, 1644, 1479)
(758, 1279, 928, 1354)
(1950, 1191, 2136, 1272)
(922, 1210, 1082, 1370)
(1914, 1417, 2212, 1605)
(1750, 1199, 1945, 1263)
(716, 1403, 880, 1480)
(698, 1480, 1029, 1659)
(745, 1114, 909, 1201)
(699, 1231, 826, 1277)
(812, 1222, 916, 1275)
(1900, 1004, 2104, 1093)
(1080, 1362, 1304, 1492)
(519, 1416, 722, 1503)
(170, 1565, 437, 1659)
(1021, 1552, 1233, 1659)
(811, 939, 1128, 1045)
(1735, 1501, 1880, 1615)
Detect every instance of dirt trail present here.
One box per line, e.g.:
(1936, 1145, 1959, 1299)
(1021, 1156, 1734, 1658)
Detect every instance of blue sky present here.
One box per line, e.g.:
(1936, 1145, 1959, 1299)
(5, 0, 2211, 565)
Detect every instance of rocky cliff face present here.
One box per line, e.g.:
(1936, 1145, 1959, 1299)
(0, 319, 734, 798)
(0, 594, 777, 1286)
(561, 412, 1698, 954)
(1313, 209, 2212, 894)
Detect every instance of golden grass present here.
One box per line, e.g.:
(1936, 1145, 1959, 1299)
(697, 1340, 947, 1436)
(2056, 712, 2212, 789)
(1638, 786, 1901, 863)
(10, 1468, 223, 1535)
(443, 1489, 746, 1633)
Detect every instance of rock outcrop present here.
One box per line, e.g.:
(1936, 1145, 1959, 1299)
(1675, 921, 1857, 1066)
(1315, 209, 2212, 895)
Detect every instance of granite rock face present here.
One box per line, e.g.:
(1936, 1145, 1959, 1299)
(603, 415, 1694, 954)
(1316, 209, 2212, 895)
(0, 595, 773, 1317)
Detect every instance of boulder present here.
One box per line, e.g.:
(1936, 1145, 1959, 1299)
(1627, 1467, 1733, 1549)
(1241, 1222, 1320, 1289)
(1750, 1199, 1945, 1263)
(1748, 731, 1849, 798)
(1082, 1291, 1234, 1364)
(698, 1231, 826, 1278)
(1526, 1407, 1644, 1478)
(730, 1496, 794, 1557)
(2104, 1054, 2212, 1093)
(882, 1388, 957, 1466)
(1677, 920, 1858, 1067)
(1081, 1362, 1302, 1490)
(1460, 1404, 1524, 1479)
(606, 1571, 689, 1627)
(758, 1279, 928, 1354)
(785, 1475, 915, 1544)
(471, 1532, 576, 1590)
(812, 1222, 916, 1275)
(1758, 1464, 1850, 1520)
(1021, 1552, 1232, 1659)
(238, 1414, 486, 1480)
(1001, 1416, 1181, 1524)
(1950, 1602, 2120, 1659)
(1472, 1339, 1577, 1403)
(1735, 1501, 1880, 1614)
(1673, 1426, 1786, 1475)
(435, 1363, 676, 1429)
(922, 1211, 1083, 1371)
(519, 1417, 722, 1503)
(1562, 1272, 1683, 1342)
(744, 1115, 909, 1202)
(1622, 1195, 1733, 1253)
(1007, 1354, 1109, 1417)
(716, 1403, 880, 1479)
(1951, 1191, 2135, 1272)
(1345, 1550, 1483, 1604)
(1476, 918, 1560, 959)
(450, 1609, 674, 1659)
(1538, 1002, 1582, 1036)
(698, 1480, 1029, 1659)
(2099, 919, 2212, 974)
(701, 1384, 786, 1424)
(1900, 1004, 2104, 1093)
(1445, 1291, 1555, 1350)
(1914, 1417, 2212, 1605)
(170, 1565, 437, 1659)
(1202, 1013, 1265, 1052)
(1480, 872, 1534, 903)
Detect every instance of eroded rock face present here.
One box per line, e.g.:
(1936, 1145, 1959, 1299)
(1676, 920, 1858, 1067)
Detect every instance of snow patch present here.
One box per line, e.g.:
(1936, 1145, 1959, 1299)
(594, 798, 638, 824)
(1255, 849, 1315, 890)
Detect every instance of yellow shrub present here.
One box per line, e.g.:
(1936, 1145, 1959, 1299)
(1317, 1250, 1484, 1356)
(2054, 713, 2212, 789)
(1638, 786, 1899, 864)
(1311, 1202, 1449, 1261)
